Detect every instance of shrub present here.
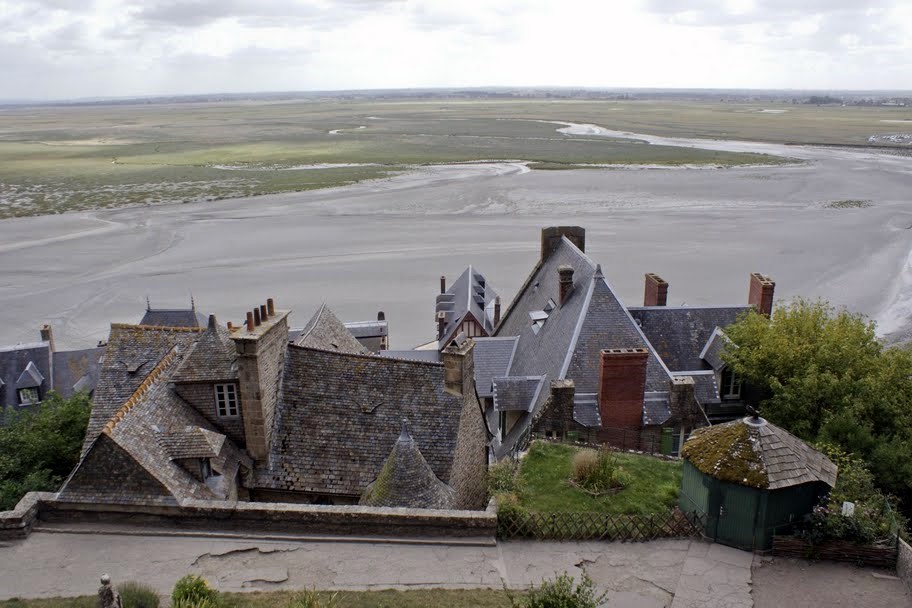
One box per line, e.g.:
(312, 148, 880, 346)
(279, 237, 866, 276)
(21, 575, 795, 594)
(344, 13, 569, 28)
(171, 575, 217, 606)
(571, 448, 630, 495)
(285, 588, 339, 608)
(119, 581, 160, 608)
(488, 458, 524, 496)
(511, 572, 607, 608)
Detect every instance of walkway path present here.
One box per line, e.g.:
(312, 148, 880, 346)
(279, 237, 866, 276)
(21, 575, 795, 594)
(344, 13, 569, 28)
(0, 528, 751, 607)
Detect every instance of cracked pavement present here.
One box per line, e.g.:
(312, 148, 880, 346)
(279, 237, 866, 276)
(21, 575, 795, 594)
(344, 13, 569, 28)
(0, 531, 753, 606)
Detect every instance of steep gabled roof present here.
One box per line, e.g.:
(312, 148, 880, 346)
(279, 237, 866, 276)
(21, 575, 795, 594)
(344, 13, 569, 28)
(16, 361, 45, 388)
(359, 423, 456, 509)
(628, 306, 750, 371)
(437, 266, 498, 346)
(700, 327, 734, 371)
(83, 324, 204, 454)
(258, 345, 465, 497)
(172, 318, 237, 383)
(294, 304, 367, 354)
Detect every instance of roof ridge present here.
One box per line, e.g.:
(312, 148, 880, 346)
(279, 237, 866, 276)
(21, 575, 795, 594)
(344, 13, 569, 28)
(288, 342, 444, 367)
(102, 346, 178, 435)
(111, 323, 206, 333)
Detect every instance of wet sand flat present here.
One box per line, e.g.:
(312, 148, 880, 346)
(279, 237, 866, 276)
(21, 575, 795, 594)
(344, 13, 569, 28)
(0, 142, 910, 350)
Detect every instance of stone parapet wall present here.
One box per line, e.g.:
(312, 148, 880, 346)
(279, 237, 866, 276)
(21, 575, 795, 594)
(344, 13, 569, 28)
(1, 492, 497, 540)
(898, 538, 912, 592)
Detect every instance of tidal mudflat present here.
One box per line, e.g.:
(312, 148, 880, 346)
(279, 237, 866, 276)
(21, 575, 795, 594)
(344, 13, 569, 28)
(0, 132, 910, 350)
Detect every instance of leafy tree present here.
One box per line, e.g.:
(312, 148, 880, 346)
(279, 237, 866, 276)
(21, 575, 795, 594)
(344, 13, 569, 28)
(723, 299, 912, 508)
(0, 392, 91, 511)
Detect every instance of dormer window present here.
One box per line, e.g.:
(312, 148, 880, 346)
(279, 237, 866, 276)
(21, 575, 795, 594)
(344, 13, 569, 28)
(721, 368, 742, 400)
(18, 387, 39, 405)
(215, 383, 239, 417)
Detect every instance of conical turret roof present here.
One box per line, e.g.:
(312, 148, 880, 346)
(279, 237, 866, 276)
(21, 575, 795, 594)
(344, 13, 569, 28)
(359, 421, 456, 509)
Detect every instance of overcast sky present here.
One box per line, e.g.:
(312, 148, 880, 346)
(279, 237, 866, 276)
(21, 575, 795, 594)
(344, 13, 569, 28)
(1, 0, 910, 100)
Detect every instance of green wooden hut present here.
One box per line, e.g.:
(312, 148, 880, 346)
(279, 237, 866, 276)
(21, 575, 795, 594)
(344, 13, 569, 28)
(679, 415, 837, 550)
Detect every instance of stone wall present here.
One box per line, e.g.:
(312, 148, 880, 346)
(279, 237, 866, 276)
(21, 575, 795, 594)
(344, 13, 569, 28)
(174, 382, 246, 447)
(898, 538, 912, 592)
(1, 493, 497, 540)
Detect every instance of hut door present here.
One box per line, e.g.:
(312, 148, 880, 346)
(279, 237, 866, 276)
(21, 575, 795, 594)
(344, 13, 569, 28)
(714, 484, 759, 550)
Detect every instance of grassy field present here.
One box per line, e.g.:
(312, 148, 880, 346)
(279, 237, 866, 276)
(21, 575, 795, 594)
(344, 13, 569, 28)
(1, 97, 907, 219)
(517, 442, 682, 515)
(0, 588, 516, 608)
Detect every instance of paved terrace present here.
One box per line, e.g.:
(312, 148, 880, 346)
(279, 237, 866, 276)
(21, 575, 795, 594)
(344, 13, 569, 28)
(0, 527, 907, 607)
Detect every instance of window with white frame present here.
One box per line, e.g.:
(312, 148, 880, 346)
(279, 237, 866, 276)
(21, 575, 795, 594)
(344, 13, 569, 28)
(215, 383, 239, 417)
(18, 387, 39, 406)
(721, 368, 742, 400)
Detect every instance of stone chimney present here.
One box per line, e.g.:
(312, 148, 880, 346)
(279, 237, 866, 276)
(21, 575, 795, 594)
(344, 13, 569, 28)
(493, 296, 501, 328)
(748, 273, 776, 318)
(558, 265, 575, 306)
(669, 375, 700, 427)
(597, 348, 648, 430)
(39, 324, 55, 353)
(231, 298, 290, 461)
(442, 337, 475, 398)
(549, 379, 576, 435)
(644, 273, 668, 307)
(541, 226, 586, 260)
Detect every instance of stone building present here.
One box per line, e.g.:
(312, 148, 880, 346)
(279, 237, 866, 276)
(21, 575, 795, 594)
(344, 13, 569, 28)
(475, 226, 772, 458)
(59, 299, 489, 510)
(0, 325, 104, 424)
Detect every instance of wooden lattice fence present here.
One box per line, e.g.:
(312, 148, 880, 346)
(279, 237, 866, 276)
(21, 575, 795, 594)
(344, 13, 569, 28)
(498, 508, 704, 541)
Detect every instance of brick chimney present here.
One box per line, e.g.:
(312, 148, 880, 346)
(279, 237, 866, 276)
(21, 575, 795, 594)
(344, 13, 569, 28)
(541, 226, 586, 260)
(442, 337, 475, 398)
(558, 265, 575, 306)
(39, 324, 55, 353)
(597, 348, 648, 430)
(644, 273, 668, 307)
(231, 298, 290, 461)
(748, 273, 776, 317)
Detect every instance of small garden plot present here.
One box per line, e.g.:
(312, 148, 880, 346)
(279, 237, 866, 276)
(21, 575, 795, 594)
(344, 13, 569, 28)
(513, 442, 682, 515)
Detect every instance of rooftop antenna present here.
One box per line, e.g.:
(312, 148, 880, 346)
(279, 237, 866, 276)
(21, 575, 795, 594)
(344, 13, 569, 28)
(190, 292, 196, 311)
(145, 295, 151, 311)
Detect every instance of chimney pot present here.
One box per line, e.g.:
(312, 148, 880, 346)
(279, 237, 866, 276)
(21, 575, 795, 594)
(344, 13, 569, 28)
(227, 321, 234, 331)
(558, 265, 575, 306)
(246, 312, 255, 332)
(253, 308, 261, 326)
(440, 275, 447, 294)
(260, 304, 268, 320)
(267, 298, 275, 316)
(644, 273, 669, 307)
(377, 311, 386, 321)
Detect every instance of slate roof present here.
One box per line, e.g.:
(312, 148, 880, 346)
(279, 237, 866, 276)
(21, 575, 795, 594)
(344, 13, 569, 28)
(258, 345, 466, 498)
(294, 304, 368, 355)
(359, 423, 456, 509)
(684, 416, 838, 490)
(61, 345, 251, 505)
(628, 306, 750, 371)
(437, 266, 498, 347)
(16, 361, 44, 388)
(700, 327, 733, 371)
(83, 324, 204, 454)
(140, 308, 208, 328)
(687, 372, 721, 405)
(344, 320, 388, 339)
(573, 393, 601, 427)
(159, 426, 227, 460)
(493, 376, 545, 412)
(0, 342, 51, 418)
(53, 347, 105, 399)
(472, 337, 518, 398)
(171, 318, 237, 383)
